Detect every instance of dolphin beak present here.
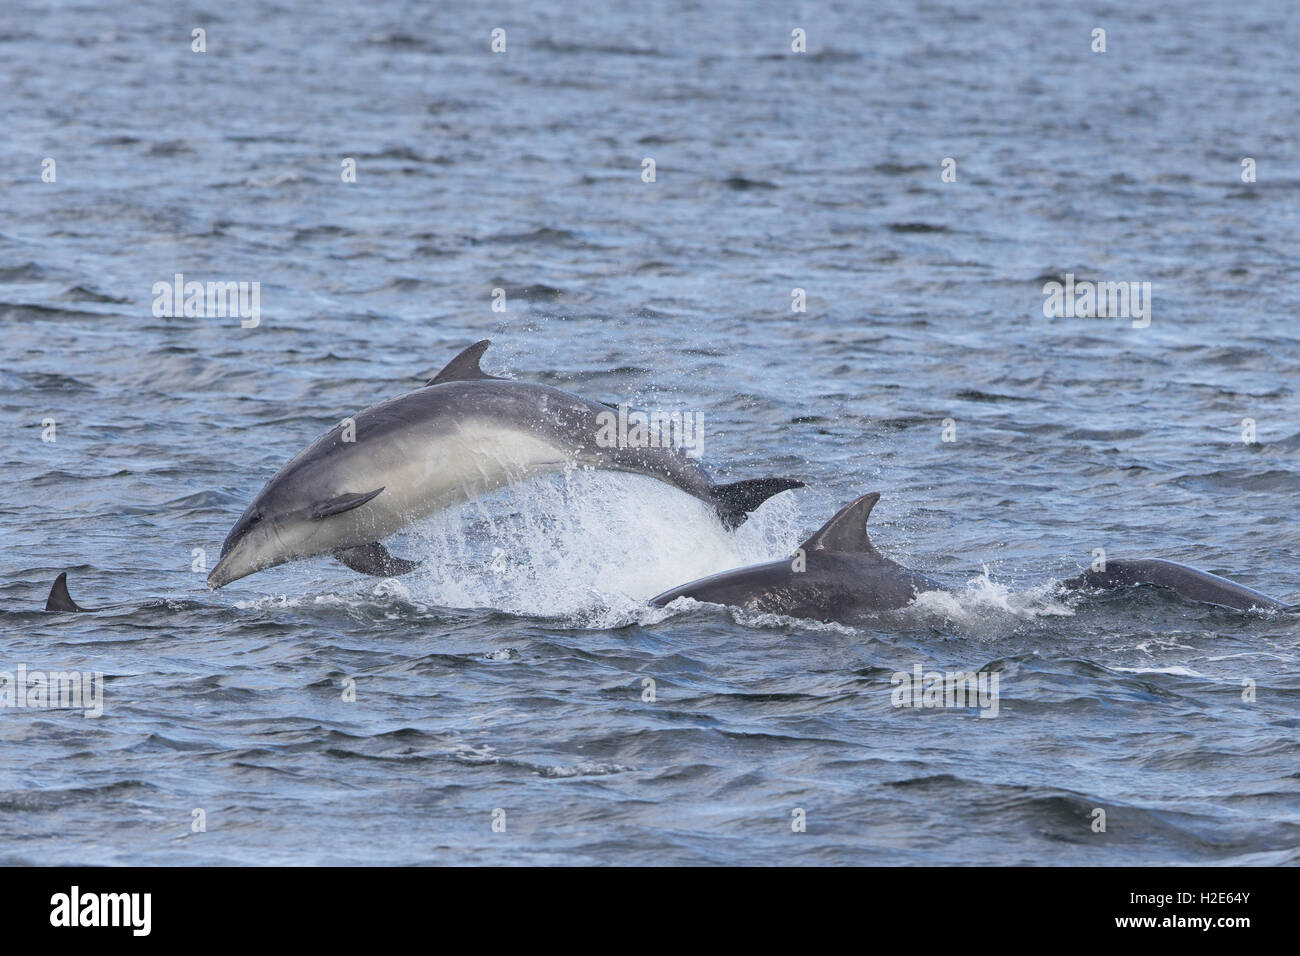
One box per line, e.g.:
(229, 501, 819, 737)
(206, 552, 241, 589)
(207, 543, 260, 590)
(208, 519, 292, 589)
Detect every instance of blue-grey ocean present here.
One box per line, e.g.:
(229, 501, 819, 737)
(2, 0, 1298, 865)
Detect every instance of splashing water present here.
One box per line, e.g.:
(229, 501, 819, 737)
(902, 567, 1077, 637)
(384, 468, 804, 627)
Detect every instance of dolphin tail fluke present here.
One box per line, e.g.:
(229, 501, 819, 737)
(45, 572, 87, 613)
(333, 542, 423, 577)
(709, 477, 803, 529)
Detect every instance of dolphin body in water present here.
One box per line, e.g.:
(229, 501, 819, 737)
(649, 492, 1294, 622)
(649, 493, 941, 619)
(206, 341, 802, 589)
(1059, 559, 1290, 612)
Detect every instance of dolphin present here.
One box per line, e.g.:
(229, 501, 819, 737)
(650, 492, 1295, 623)
(207, 340, 803, 589)
(1061, 559, 1291, 612)
(650, 492, 942, 620)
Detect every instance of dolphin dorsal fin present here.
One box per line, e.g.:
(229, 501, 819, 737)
(798, 492, 882, 555)
(45, 571, 86, 612)
(426, 340, 504, 386)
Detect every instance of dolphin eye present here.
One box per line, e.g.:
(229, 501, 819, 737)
(248, 512, 264, 526)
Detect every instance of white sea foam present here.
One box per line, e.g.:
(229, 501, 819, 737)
(1110, 664, 1207, 678)
(905, 567, 1075, 626)
(241, 490, 1082, 635)
(394, 468, 801, 626)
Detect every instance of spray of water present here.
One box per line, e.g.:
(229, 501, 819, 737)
(383, 467, 803, 628)
(235, 484, 1079, 634)
(903, 566, 1076, 637)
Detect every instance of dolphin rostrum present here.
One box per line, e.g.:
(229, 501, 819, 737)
(207, 341, 803, 589)
(650, 492, 1295, 623)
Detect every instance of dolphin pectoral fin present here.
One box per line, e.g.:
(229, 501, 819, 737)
(45, 571, 88, 612)
(425, 340, 508, 386)
(709, 477, 804, 529)
(332, 543, 422, 577)
(311, 487, 385, 519)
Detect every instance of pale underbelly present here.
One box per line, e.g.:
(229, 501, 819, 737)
(340, 422, 576, 543)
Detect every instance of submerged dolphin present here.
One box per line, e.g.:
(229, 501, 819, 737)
(650, 492, 1295, 623)
(1060, 559, 1290, 612)
(207, 340, 802, 589)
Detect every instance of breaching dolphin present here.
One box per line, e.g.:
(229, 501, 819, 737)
(207, 340, 802, 589)
(649, 492, 1294, 623)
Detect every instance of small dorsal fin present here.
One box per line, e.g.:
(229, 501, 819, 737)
(425, 340, 505, 386)
(798, 492, 882, 554)
(45, 571, 87, 612)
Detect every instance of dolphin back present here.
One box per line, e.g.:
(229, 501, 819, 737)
(1062, 558, 1289, 611)
(428, 342, 804, 527)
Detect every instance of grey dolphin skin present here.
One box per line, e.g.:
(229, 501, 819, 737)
(1061, 559, 1291, 612)
(206, 340, 802, 589)
(650, 492, 943, 620)
(45, 572, 94, 612)
(650, 493, 1295, 624)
